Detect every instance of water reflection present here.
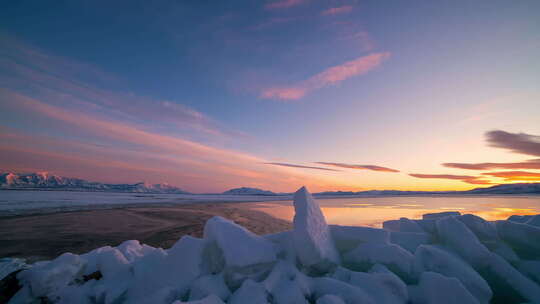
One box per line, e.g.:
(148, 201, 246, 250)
(248, 196, 540, 227)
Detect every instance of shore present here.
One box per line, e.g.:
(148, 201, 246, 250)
(0, 203, 292, 262)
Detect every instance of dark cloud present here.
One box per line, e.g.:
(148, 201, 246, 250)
(443, 159, 540, 170)
(316, 162, 399, 172)
(409, 174, 492, 185)
(482, 171, 540, 182)
(486, 130, 540, 157)
(263, 162, 340, 171)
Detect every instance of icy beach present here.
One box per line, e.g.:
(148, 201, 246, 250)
(2, 187, 540, 304)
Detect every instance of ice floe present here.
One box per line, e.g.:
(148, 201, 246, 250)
(2, 187, 540, 304)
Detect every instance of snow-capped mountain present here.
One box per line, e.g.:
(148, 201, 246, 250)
(222, 187, 276, 196)
(0, 172, 190, 194)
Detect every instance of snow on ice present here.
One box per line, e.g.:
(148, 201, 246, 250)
(2, 186, 540, 303)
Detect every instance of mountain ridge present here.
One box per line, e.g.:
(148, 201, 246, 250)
(0, 172, 190, 194)
(2, 171, 540, 195)
(222, 187, 277, 196)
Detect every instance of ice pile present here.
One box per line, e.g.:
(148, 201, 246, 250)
(3, 187, 540, 304)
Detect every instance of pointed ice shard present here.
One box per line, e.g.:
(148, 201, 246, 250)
(292, 186, 340, 272)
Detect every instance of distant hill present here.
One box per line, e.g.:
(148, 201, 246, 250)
(466, 183, 540, 194)
(0, 172, 190, 194)
(2, 171, 539, 196)
(222, 187, 277, 196)
(317, 183, 540, 196)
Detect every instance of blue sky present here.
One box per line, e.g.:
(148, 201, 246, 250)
(1, 0, 539, 192)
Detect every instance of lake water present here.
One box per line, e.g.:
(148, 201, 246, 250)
(249, 195, 540, 227)
(1, 190, 539, 227)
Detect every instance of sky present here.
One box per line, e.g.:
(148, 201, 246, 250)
(0, 0, 539, 193)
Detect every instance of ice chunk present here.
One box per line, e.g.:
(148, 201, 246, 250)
(316, 294, 346, 304)
(292, 186, 340, 272)
(116, 240, 156, 263)
(330, 266, 353, 282)
(131, 286, 179, 304)
(482, 253, 540, 303)
(166, 235, 206, 284)
(228, 279, 269, 304)
(517, 260, 540, 284)
(456, 214, 498, 242)
(204, 216, 276, 269)
(93, 247, 131, 279)
(507, 215, 533, 223)
(263, 261, 311, 300)
(77, 247, 134, 304)
(490, 241, 520, 263)
(495, 220, 540, 258)
(17, 253, 85, 299)
(189, 273, 231, 301)
(311, 277, 375, 304)
(525, 214, 540, 227)
(0, 258, 27, 281)
(349, 265, 408, 304)
(390, 232, 431, 253)
(422, 211, 460, 220)
(264, 231, 296, 262)
(436, 216, 491, 268)
(172, 294, 225, 304)
(413, 245, 492, 304)
(382, 219, 401, 231)
(330, 225, 389, 252)
(329, 264, 407, 304)
(413, 219, 437, 235)
(268, 277, 309, 304)
(411, 272, 479, 304)
(121, 236, 205, 303)
(343, 242, 413, 278)
(383, 218, 424, 233)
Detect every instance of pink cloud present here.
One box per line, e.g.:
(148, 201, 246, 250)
(443, 159, 540, 170)
(321, 6, 353, 16)
(316, 162, 399, 173)
(260, 87, 307, 100)
(260, 52, 390, 100)
(0, 35, 236, 140)
(409, 173, 493, 185)
(265, 0, 307, 9)
(0, 90, 344, 192)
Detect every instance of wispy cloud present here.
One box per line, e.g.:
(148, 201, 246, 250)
(443, 159, 540, 170)
(409, 173, 492, 185)
(486, 130, 540, 157)
(0, 34, 237, 140)
(321, 6, 353, 16)
(0, 36, 346, 192)
(264, 162, 340, 171)
(482, 171, 540, 182)
(260, 52, 390, 100)
(265, 0, 307, 9)
(315, 162, 399, 172)
(0, 90, 343, 192)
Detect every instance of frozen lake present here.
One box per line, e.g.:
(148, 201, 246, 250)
(0, 190, 288, 216)
(249, 195, 540, 227)
(1, 190, 539, 226)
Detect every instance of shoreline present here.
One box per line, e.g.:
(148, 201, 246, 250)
(0, 202, 292, 263)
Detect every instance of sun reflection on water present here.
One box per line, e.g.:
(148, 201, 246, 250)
(247, 196, 540, 227)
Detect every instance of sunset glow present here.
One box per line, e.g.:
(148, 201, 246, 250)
(0, 1, 539, 193)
